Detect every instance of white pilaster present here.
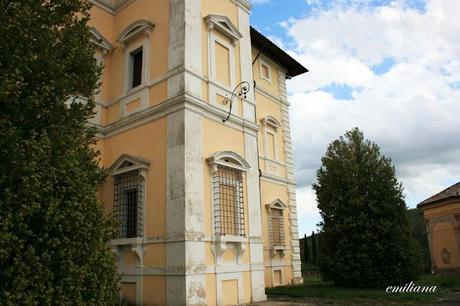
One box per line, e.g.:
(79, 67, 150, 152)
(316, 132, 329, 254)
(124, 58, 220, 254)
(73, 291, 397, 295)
(278, 69, 303, 284)
(168, 0, 185, 98)
(167, 1, 206, 305)
(238, 6, 256, 122)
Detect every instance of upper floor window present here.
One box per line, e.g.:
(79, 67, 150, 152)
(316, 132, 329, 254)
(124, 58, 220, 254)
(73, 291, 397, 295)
(117, 20, 154, 93)
(109, 154, 149, 239)
(207, 151, 250, 237)
(205, 15, 243, 109)
(130, 47, 143, 89)
(261, 116, 281, 161)
(260, 59, 271, 83)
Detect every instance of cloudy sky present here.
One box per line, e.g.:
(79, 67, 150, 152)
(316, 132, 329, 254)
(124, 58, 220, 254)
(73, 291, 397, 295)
(251, 0, 460, 235)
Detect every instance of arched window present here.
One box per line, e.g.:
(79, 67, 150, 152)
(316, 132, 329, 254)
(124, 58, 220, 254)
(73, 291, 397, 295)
(117, 20, 154, 97)
(266, 199, 286, 255)
(207, 151, 250, 237)
(109, 154, 149, 239)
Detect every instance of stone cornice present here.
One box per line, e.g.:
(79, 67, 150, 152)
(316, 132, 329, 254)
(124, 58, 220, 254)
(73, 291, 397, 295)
(91, 0, 252, 15)
(233, 0, 253, 12)
(96, 93, 260, 139)
(89, 0, 134, 15)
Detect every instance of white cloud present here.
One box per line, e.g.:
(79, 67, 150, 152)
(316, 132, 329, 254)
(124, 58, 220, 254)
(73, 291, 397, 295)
(296, 186, 322, 235)
(281, 0, 460, 234)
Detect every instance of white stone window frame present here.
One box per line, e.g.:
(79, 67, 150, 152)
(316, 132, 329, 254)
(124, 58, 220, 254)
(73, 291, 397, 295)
(85, 28, 113, 125)
(271, 268, 285, 286)
(109, 154, 149, 262)
(261, 116, 281, 162)
(216, 272, 244, 306)
(119, 276, 142, 306)
(266, 199, 287, 257)
(208, 151, 250, 266)
(259, 58, 272, 84)
(117, 20, 154, 117)
(205, 15, 242, 115)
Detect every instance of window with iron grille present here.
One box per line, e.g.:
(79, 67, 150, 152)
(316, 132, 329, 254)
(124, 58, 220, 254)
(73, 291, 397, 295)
(113, 170, 144, 238)
(269, 208, 285, 248)
(213, 165, 245, 236)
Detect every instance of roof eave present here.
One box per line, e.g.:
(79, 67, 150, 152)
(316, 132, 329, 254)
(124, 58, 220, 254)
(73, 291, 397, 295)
(250, 26, 308, 78)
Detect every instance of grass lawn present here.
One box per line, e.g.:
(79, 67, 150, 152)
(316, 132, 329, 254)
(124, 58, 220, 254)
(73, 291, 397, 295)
(266, 275, 460, 306)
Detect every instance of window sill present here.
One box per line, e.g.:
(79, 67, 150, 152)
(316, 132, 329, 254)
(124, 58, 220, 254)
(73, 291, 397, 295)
(212, 235, 247, 260)
(271, 246, 286, 257)
(110, 237, 145, 260)
(123, 83, 147, 98)
(214, 235, 247, 243)
(109, 237, 143, 246)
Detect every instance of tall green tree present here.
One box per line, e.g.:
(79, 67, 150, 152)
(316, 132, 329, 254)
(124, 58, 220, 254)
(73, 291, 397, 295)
(0, 1, 119, 304)
(407, 208, 431, 273)
(313, 128, 422, 288)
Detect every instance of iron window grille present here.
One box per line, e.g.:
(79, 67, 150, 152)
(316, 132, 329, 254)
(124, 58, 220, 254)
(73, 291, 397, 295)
(213, 165, 245, 236)
(269, 208, 285, 248)
(113, 169, 144, 238)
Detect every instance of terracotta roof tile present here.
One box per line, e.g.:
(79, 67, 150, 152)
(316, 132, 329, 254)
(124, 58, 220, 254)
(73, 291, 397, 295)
(418, 181, 460, 207)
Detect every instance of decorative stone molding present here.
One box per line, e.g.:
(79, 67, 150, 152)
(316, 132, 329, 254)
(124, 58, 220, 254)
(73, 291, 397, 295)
(235, 0, 253, 12)
(117, 19, 154, 46)
(261, 116, 281, 132)
(207, 150, 251, 173)
(266, 198, 286, 210)
(89, 27, 113, 54)
(108, 153, 150, 176)
(131, 244, 146, 261)
(211, 235, 247, 266)
(205, 14, 242, 45)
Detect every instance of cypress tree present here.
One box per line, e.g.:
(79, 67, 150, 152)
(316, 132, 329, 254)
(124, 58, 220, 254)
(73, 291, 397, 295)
(311, 231, 317, 265)
(0, 1, 119, 304)
(304, 233, 310, 263)
(313, 128, 422, 288)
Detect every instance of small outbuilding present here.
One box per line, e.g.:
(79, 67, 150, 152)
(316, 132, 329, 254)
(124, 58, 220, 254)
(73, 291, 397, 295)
(418, 182, 460, 274)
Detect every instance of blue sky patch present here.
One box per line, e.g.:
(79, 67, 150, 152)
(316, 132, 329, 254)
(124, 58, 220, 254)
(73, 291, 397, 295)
(320, 83, 356, 100)
(371, 57, 396, 75)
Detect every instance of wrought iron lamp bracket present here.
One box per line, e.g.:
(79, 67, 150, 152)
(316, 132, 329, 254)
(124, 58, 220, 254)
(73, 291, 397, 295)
(222, 81, 250, 123)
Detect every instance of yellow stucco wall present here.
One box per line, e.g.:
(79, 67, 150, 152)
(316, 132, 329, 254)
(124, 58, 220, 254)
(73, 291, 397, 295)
(253, 49, 281, 98)
(143, 276, 167, 305)
(422, 200, 460, 272)
(89, 0, 169, 126)
(90, 0, 299, 303)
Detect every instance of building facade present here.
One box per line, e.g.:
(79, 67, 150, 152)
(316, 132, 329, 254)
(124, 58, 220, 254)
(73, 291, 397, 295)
(88, 0, 307, 304)
(418, 182, 460, 275)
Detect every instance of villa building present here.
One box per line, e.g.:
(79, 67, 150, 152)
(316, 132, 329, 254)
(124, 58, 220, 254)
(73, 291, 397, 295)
(88, 0, 307, 304)
(418, 182, 460, 275)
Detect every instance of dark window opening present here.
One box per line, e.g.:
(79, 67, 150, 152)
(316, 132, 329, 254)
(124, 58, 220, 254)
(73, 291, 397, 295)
(131, 48, 143, 88)
(124, 189, 138, 238)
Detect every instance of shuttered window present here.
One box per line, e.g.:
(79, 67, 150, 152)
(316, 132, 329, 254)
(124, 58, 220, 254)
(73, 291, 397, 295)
(269, 207, 285, 248)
